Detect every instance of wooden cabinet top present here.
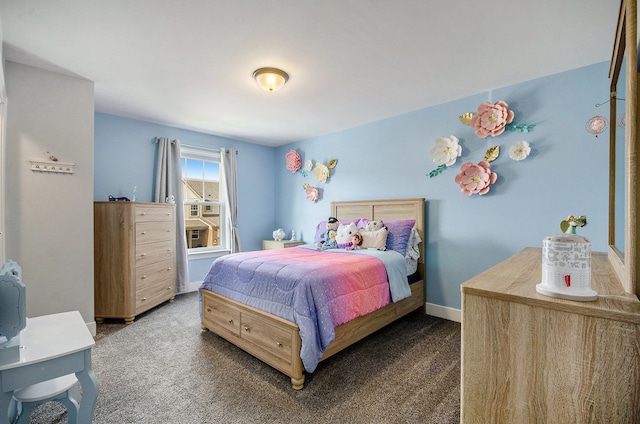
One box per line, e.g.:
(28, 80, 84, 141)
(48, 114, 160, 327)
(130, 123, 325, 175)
(94, 201, 174, 206)
(461, 247, 640, 324)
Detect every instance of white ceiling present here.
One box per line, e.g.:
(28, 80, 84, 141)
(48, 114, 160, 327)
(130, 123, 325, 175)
(0, 0, 619, 147)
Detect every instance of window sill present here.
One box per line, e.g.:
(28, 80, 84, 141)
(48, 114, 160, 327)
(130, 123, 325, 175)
(187, 249, 230, 260)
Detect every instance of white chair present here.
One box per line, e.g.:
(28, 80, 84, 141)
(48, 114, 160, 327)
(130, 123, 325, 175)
(9, 374, 81, 424)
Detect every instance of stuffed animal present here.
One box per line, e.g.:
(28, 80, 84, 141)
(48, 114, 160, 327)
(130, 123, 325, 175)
(336, 222, 358, 248)
(317, 216, 340, 247)
(365, 220, 385, 231)
(319, 229, 338, 250)
(346, 233, 363, 251)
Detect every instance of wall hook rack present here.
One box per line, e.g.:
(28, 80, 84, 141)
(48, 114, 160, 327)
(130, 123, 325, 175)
(29, 160, 75, 174)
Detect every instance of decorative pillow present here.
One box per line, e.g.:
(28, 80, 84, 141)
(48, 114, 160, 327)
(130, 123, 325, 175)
(405, 227, 422, 275)
(384, 220, 416, 256)
(336, 222, 358, 248)
(359, 227, 388, 250)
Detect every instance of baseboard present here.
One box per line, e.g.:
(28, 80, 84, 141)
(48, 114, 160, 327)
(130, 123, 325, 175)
(426, 303, 461, 323)
(86, 321, 97, 337)
(184, 280, 203, 294)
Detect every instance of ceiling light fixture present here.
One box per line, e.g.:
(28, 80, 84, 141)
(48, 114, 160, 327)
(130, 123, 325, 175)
(253, 67, 289, 92)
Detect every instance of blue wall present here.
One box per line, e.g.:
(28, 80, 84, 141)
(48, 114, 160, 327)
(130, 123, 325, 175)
(274, 61, 611, 310)
(94, 113, 276, 283)
(95, 61, 611, 311)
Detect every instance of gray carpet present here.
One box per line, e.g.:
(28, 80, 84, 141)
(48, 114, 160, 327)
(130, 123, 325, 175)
(27, 292, 461, 423)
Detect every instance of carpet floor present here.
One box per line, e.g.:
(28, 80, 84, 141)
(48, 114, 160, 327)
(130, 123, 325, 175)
(26, 292, 461, 423)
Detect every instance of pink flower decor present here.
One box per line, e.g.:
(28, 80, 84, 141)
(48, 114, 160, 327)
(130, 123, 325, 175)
(285, 150, 301, 173)
(469, 100, 515, 138)
(303, 183, 319, 202)
(454, 161, 497, 196)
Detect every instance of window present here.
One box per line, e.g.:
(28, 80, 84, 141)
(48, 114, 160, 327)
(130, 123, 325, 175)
(181, 146, 225, 253)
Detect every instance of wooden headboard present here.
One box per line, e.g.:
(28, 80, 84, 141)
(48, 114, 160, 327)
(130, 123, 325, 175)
(331, 198, 425, 276)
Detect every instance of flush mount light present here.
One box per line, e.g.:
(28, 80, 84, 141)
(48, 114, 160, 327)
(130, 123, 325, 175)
(252, 67, 289, 92)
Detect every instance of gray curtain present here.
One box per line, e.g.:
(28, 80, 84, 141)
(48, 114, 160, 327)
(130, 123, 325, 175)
(220, 148, 240, 253)
(154, 137, 189, 293)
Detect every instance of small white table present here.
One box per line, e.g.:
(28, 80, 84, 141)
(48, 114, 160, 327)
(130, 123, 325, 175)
(0, 311, 99, 423)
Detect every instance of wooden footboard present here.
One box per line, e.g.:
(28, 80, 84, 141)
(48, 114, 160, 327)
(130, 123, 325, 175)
(201, 278, 425, 389)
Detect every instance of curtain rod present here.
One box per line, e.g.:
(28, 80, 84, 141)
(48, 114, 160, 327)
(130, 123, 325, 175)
(153, 137, 175, 144)
(154, 139, 237, 154)
(181, 144, 238, 154)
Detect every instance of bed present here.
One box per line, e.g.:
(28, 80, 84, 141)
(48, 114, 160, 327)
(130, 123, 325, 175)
(199, 198, 426, 389)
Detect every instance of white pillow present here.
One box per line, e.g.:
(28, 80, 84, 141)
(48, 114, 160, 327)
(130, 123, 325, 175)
(359, 227, 388, 250)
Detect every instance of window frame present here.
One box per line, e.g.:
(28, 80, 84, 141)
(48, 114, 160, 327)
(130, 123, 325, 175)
(180, 145, 227, 258)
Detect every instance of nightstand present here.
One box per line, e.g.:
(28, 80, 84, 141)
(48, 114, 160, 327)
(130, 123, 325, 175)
(262, 240, 304, 250)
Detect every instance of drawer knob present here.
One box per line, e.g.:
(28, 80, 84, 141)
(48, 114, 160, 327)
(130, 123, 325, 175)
(142, 297, 147, 301)
(276, 342, 282, 348)
(166, 286, 172, 291)
(141, 275, 147, 279)
(206, 308, 211, 313)
(140, 253, 147, 257)
(167, 229, 172, 232)
(141, 231, 147, 235)
(243, 325, 250, 332)
(167, 267, 172, 271)
(228, 319, 234, 324)
(141, 212, 146, 215)
(167, 249, 173, 253)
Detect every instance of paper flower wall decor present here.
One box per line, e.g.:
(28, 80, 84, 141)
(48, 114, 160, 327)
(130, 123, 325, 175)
(484, 145, 500, 162)
(430, 135, 462, 166)
(313, 159, 337, 183)
(508, 141, 531, 161)
(459, 113, 474, 125)
(301, 160, 313, 176)
(313, 162, 329, 183)
(285, 150, 301, 173)
(454, 161, 498, 196)
(469, 101, 515, 138)
(427, 135, 462, 178)
(302, 183, 319, 203)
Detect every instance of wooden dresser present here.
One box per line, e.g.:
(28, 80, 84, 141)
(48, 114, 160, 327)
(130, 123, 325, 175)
(94, 201, 176, 324)
(461, 247, 640, 423)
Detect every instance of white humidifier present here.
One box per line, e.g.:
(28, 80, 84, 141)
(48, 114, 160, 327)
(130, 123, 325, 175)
(536, 233, 597, 301)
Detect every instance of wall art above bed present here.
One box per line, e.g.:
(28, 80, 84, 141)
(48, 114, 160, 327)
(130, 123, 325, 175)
(285, 149, 338, 203)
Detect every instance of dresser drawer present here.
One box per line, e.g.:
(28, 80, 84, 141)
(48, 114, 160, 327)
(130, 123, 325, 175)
(134, 205, 174, 223)
(203, 296, 241, 337)
(135, 259, 174, 290)
(136, 222, 174, 245)
(135, 239, 174, 266)
(241, 310, 293, 364)
(135, 280, 175, 311)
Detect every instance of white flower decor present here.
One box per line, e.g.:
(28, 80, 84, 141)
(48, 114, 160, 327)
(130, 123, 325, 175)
(508, 140, 531, 161)
(313, 162, 330, 183)
(303, 160, 313, 172)
(430, 135, 462, 167)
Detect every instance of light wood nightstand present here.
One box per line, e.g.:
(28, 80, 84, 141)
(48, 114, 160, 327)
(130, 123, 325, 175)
(262, 240, 304, 250)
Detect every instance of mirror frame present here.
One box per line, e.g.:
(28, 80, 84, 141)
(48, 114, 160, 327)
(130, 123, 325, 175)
(609, 0, 639, 297)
